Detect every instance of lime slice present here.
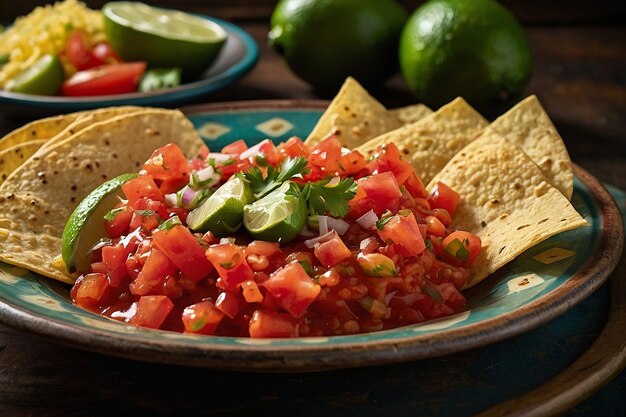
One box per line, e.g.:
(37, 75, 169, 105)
(187, 175, 254, 237)
(6, 54, 64, 95)
(103, 1, 228, 75)
(62, 173, 138, 273)
(243, 181, 307, 243)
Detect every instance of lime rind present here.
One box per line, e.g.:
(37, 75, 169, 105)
(62, 173, 138, 273)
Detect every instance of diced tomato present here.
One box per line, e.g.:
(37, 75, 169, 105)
(431, 282, 466, 310)
(90, 42, 121, 65)
(433, 208, 452, 227)
(129, 210, 161, 233)
(308, 135, 342, 175)
(105, 205, 133, 238)
(130, 248, 177, 296)
(152, 225, 213, 281)
(280, 137, 309, 159)
(428, 182, 460, 215)
(215, 291, 240, 319)
(258, 139, 283, 166)
(221, 139, 247, 155)
(65, 31, 101, 71)
(101, 243, 134, 287)
(131, 197, 168, 219)
(425, 215, 446, 237)
(377, 211, 426, 257)
(71, 273, 110, 309)
(262, 261, 321, 317)
(367, 143, 413, 185)
(61, 62, 146, 96)
(339, 150, 366, 176)
(122, 175, 164, 204)
(313, 232, 352, 267)
(206, 243, 254, 290)
(246, 240, 281, 257)
(143, 143, 190, 194)
(182, 300, 224, 335)
(249, 310, 299, 338)
(241, 280, 264, 303)
(404, 172, 428, 199)
(218, 159, 252, 180)
(130, 295, 174, 329)
(440, 231, 482, 268)
(348, 172, 402, 217)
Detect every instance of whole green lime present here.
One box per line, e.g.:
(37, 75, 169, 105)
(399, 0, 533, 108)
(269, 0, 408, 93)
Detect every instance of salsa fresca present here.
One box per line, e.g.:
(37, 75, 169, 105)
(70, 135, 482, 338)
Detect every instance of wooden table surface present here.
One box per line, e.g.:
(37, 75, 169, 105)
(0, 21, 625, 416)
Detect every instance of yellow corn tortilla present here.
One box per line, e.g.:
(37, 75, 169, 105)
(389, 103, 433, 124)
(357, 97, 488, 185)
(428, 131, 587, 288)
(0, 109, 205, 283)
(0, 114, 78, 151)
(0, 139, 47, 185)
(35, 106, 145, 155)
(489, 95, 574, 200)
(305, 77, 402, 149)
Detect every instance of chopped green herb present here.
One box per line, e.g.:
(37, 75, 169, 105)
(298, 177, 357, 218)
(157, 215, 182, 231)
(375, 215, 394, 231)
(425, 239, 433, 252)
(424, 285, 443, 303)
(444, 238, 469, 262)
(135, 210, 156, 217)
(244, 156, 309, 199)
(103, 207, 125, 221)
(299, 260, 312, 275)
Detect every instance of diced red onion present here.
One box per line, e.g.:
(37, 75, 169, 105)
(181, 186, 197, 207)
(299, 228, 316, 238)
(356, 209, 378, 230)
(195, 165, 217, 182)
(327, 217, 349, 235)
(384, 291, 398, 306)
(319, 215, 329, 235)
(341, 147, 351, 156)
(220, 237, 236, 244)
(164, 193, 178, 207)
(304, 230, 336, 248)
(207, 153, 235, 163)
(326, 176, 341, 187)
(239, 139, 269, 160)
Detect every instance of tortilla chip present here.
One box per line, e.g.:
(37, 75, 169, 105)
(305, 77, 402, 149)
(0, 140, 47, 184)
(389, 103, 433, 124)
(0, 114, 78, 151)
(357, 97, 488, 184)
(490, 95, 573, 200)
(35, 106, 145, 155)
(0, 109, 205, 283)
(427, 132, 587, 288)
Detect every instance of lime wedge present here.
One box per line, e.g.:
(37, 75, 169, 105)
(187, 175, 254, 237)
(62, 173, 138, 273)
(6, 54, 64, 95)
(103, 1, 228, 75)
(243, 181, 307, 243)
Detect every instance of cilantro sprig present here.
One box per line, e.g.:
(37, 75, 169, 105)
(244, 156, 309, 199)
(298, 178, 357, 218)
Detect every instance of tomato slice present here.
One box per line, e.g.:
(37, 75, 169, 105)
(428, 182, 460, 215)
(348, 172, 402, 217)
(249, 309, 299, 338)
(61, 62, 146, 96)
(130, 295, 174, 329)
(152, 225, 214, 281)
(66, 31, 101, 71)
(122, 175, 164, 204)
(262, 261, 321, 317)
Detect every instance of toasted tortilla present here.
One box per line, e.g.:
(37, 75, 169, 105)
(0, 139, 47, 184)
(305, 77, 402, 149)
(35, 106, 145, 155)
(428, 131, 587, 288)
(0, 114, 78, 151)
(0, 109, 205, 283)
(489, 95, 574, 200)
(389, 103, 433, 124)
(357, 98, 488, 185)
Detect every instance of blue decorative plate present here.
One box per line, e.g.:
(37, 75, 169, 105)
(0, 101, 622, 371)
(0, 16, 258, 113)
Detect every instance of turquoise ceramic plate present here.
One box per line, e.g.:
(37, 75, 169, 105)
(0, 101, 622, 371)
(0, 16, 258, 113)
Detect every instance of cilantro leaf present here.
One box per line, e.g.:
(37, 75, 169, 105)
(301, 178, 357, 218)
(244, 156, 308, 199)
